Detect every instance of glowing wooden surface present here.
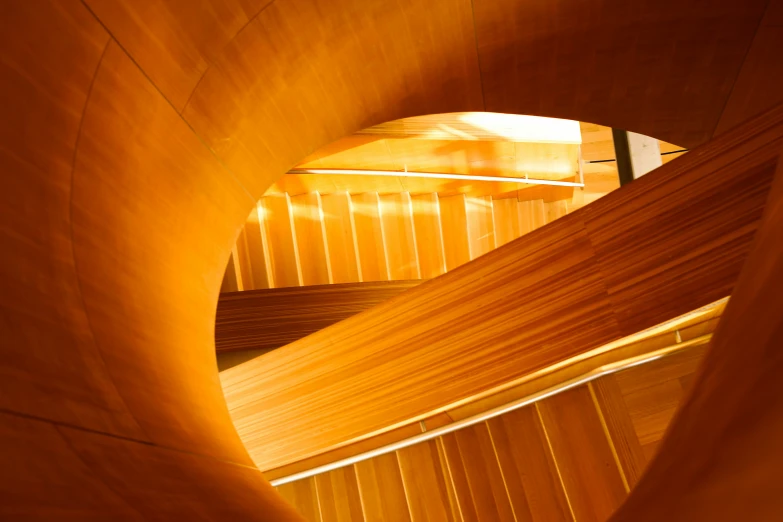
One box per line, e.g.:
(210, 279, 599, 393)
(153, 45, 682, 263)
(223, 106, 782, 470)
(1, 0, 780, 518)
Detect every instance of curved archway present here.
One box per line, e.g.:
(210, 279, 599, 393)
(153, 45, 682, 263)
(1, 0, 781, 519)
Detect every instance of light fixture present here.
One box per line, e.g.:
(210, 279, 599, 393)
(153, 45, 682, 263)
(288, 168, 583, 187)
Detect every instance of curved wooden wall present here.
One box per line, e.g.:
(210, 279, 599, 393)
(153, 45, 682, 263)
(0, 0, 781, 519)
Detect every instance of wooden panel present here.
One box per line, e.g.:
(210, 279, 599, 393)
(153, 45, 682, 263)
(215, 280, 422, 353)
(545, 200, 570, 223)
(590, 377, 646, 489)
(235, 204, 271, 290)
(355, 452, 412, 522)
(492, 197, 521, 246)
(465, 196, 496, 259)
(222, 107, 783, 470)
(322, 193, 361, 284)
(380, 193, 420, 280)
(83, 0, 272, 111)
(277, 478, 322, 522)
(352, 193, 389, 282)
(221, 249, 242, 293)
(611, 137, 783, 521)
(260, 194, 301, 288)
(397, 441, 459, 522)
(613, 348, 707, 461)
(537, 387, 627, 521)
(715, 0, 783, 136)
(488, 408, 570, 522)
(411, 194, 447, 278)
(291, 192, 332, 285)
(517, 199, 546, 235)
(441, 425, 516, 522)
(316, 467, 365, 522)
(472, 0, 767, 148)
(439, 194, 470, 270)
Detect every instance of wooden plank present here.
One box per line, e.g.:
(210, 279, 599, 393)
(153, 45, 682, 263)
(380, 193, 420, 280)
(322, 193, 361, 284)
(439, 194, 470, 270)
(465, 196, 496, 259)
(221, 249, 242, 293)
(492, 197, 521, 247)
(517, 199, 546, 235)
(215, 280, 422, 353)
(537, 387, 627, 521)
(352, 193, 389, 282)
(235, 204, 271, 290)
(277, 477, 322, 522)
(316, 467, 365, 522)
(589, 377, 646, 489)
(487, 408, 571, 522)
(441, 425, 516, 522)
(355, 453, 412, 522)
(411, 194, 447, 278)
(397, 441, 458, 522)
(291, 193, 332, 286)
(259, 194, 301, 288)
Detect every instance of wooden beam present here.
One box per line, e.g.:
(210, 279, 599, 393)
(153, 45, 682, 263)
(215, 280, 423, 355)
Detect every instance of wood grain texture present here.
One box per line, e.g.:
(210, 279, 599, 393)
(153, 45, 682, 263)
(441, 425, 516, 522)
(292, 193, 332, 285)
(610, 129, 783, 522)
(411, 194, 447, 279)
(380, 193, 420, 280)
(316, 468, 365, 522)
(215, 281, 422, 354)
(488, 408, 570, 522)
(4, 0, 783, 518)
(590, 377, 646, 489)
(537, 387, 627, 521)
(223, 106, 783, 470)
(260, 194, 302, 288)
(278, 478, 322, 522)
(352, 193, 390, 282)
(439, 194, 471, 270)
(355, 452, 412, 522)
(322, 193, 362, 284)
(397, 441, 459, 522)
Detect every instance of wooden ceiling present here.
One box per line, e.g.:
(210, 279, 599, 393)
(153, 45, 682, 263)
(2, 0, 783, 519)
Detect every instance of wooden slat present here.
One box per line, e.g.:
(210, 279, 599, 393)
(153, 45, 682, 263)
(411, 194, 447, 278)
(441, 425, 516, 522)
(589, 377, 646, 489)
(291, 193, 332, 286)
(397, 441, 459, 522)
(487, 408, 571, 522)
(235, 204, 271, 290)
(492, 197, 521, 247)
(517, 199, 546, 235)
(215, 280, 422, 354)
(316, 467, 365, 522)
(380, 193, 420, 280)
(322, 193, 362, 284)
(277, 478, 322, 522)
(221, 249, 242, 293)
(259, 194, 301, 288)
(352, 193, 389, 282)
(439, 194, 470, 270)
(355, 453, 412, 522)
(465, 196, 496, 259)
(537, 387, 627, 522)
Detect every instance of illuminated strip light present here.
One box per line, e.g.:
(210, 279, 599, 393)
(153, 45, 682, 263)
(288, 168, 584, 188)
(269, 333, 712, 486)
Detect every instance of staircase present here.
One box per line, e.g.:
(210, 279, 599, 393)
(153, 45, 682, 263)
(273, 341, 707, 522)
(223, 190, 577, 292)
